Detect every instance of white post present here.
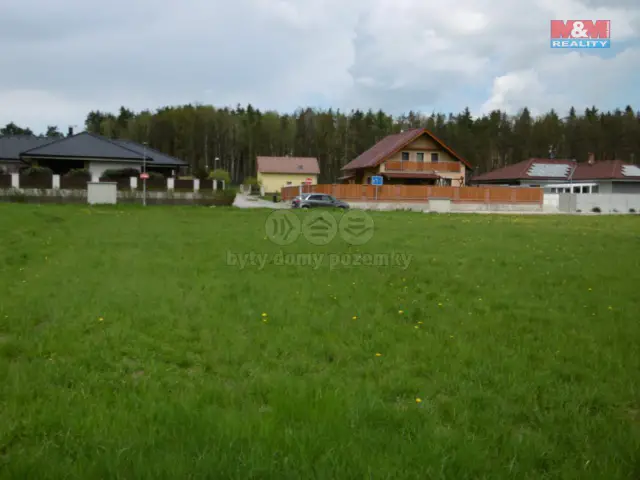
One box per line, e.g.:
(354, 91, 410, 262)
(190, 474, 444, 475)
(260, 185, 265, 196)
(221, 180, 225, 190)
(194, 179, 200, 192)
(167, 177, 175, 191)
(130, 177, 138, 189)
(52, 174, 60, 189)
(213, 179, 217, 191)
(11, 173, 19, 188)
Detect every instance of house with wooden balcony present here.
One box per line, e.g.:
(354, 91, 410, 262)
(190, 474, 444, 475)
(339, 128, 472, 186)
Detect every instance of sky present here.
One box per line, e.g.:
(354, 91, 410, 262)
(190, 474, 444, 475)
(1, 0, 639, 134)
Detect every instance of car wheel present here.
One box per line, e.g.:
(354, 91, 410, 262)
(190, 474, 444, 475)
(302, 205, 310, 209)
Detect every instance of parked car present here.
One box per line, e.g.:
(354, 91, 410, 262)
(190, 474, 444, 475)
(292, 193, 349, 209)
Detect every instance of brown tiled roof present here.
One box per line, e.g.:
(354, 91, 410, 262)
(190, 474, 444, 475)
(472, 159, 575, 182)
(257, 156, 320, 174)
(342, 128, 472, 171)
(382, 172, 440, 179)
(572, 160, 640, 180)
(473, 158, 640, 182)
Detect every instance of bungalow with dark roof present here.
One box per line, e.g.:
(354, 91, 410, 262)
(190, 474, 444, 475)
(340, 128, 472, 186)
(472, 155, 640, 194)
(0, 131, 188, 178)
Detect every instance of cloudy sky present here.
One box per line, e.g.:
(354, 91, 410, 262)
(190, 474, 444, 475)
(1, 0, 639, 133)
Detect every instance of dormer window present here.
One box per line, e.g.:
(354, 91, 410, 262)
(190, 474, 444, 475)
(401, 152, 409, 161)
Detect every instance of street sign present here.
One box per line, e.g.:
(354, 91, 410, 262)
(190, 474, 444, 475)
(305, 178, 313, 185)
(140, 173, 149, 180)
(371, 175, 383, 186)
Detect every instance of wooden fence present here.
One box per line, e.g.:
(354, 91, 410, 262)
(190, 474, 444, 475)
(281, 184, 543, 204)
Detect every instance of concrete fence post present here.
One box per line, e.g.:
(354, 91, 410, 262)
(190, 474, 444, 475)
(52, 174, 60, 189)
(213, 179, 217, 191)
(260, 185, 265, 196)
(221, 180, 225, 191)
(11, 173, 19, 188)
(167, 177, 175, 190)
(130, 177, 138, 190)
(194, 179, 200, 192)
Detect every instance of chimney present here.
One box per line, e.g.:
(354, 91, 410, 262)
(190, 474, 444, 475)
(68, 126, 74, 137)
(588, 152, 595, 165)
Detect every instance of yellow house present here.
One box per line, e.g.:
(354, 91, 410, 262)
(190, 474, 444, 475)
(257, 156, 320, 193)
(339, 128, 472, 186)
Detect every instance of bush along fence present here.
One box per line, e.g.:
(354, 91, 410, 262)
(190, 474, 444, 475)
(0, 169, 234, 206)
(0, 172, 227, 193)
(281, 184, 543, 205)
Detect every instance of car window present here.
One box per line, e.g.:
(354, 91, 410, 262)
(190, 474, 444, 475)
(308, 195, 322, 201)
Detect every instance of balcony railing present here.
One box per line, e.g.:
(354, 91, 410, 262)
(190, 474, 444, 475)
(385, 160, 461, 173)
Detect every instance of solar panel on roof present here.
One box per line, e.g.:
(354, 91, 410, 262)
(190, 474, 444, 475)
(622, 165, 640, 177)
(527, 163, 571, 178)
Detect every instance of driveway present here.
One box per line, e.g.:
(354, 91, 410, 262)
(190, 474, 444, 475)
(233, 194, 290, 209)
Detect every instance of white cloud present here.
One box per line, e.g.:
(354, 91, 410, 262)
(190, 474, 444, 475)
(0, 0, 638, 133)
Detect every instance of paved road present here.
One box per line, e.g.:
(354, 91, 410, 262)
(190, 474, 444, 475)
(233, 194, 290, 209)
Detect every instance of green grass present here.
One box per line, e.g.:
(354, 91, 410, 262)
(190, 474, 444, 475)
(1, 204, 639, 479)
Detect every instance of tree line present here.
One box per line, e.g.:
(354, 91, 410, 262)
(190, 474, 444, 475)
(3, 104, 640, 182)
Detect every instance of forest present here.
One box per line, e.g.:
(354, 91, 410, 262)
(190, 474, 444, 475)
(3, 104, 640, 183)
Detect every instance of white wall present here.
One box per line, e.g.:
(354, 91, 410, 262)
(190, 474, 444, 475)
(576, 194, 640, 213)
(88, 161, 140, 181)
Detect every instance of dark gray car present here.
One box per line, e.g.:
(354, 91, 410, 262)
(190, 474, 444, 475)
(292, 194, 349, 209)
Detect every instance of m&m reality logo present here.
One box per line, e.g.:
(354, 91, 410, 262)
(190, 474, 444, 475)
(550, 20, 611, 48)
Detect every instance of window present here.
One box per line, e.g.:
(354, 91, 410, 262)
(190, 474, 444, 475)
(442, 178, 452, 186)
(573, 186, 580, 193)
(591, 185, 599, 194)
(309, 195, 322, 201)
(401, 152, 410, 161)
(431, 153, 439, 162)
(581, 186, 589, 193)
(286, 181, 292, 186)
(416, 152, 424, 162)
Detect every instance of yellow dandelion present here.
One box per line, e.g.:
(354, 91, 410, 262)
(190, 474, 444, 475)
(418, 321, 423, 324)
(414, 325, 419, 329)
(415, 398, 422, 403)
(98, 317, 104, 322)
(261, 313, 268, 317)
(398, 310, 404, 314)
(263, 319, 268, 323)
(375, 353, 382, 357)
(438, 303, 443, 307)
(352, 316, 358, 320)
(608, 306, 613, 310)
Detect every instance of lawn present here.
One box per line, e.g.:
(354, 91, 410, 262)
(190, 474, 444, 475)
(0, 204, 639, 479)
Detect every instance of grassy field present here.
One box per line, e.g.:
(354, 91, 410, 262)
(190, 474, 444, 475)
(1, 204, 639, 479)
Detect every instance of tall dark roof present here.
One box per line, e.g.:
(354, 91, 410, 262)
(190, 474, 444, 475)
(0, 136, 54, 161)
(113, 139, 187, 166)
(21, 132, 144, 160)
(341, 128, 472, 171)
(15, 132, 186, 166)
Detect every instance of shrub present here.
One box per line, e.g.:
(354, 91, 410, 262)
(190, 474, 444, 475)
(64, 168, 91, 180)
(193, 167, 209, 180)
(242, 176, 260, 186)
(100, 168, 140, 180)
(592, 207, 601, 213)
(146, 171, 165, 180)
(209, 169, 231, 184)
(21, 166, 53, 176)
(630, 208, 636, 213)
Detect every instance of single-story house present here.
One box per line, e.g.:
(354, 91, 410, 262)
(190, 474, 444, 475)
(339, 128, 472, 186)
(471, 157, 640, 194)
(256, 156, 320, 193)
(0, 136, 53, 173)
(0, 131, 188, 178)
